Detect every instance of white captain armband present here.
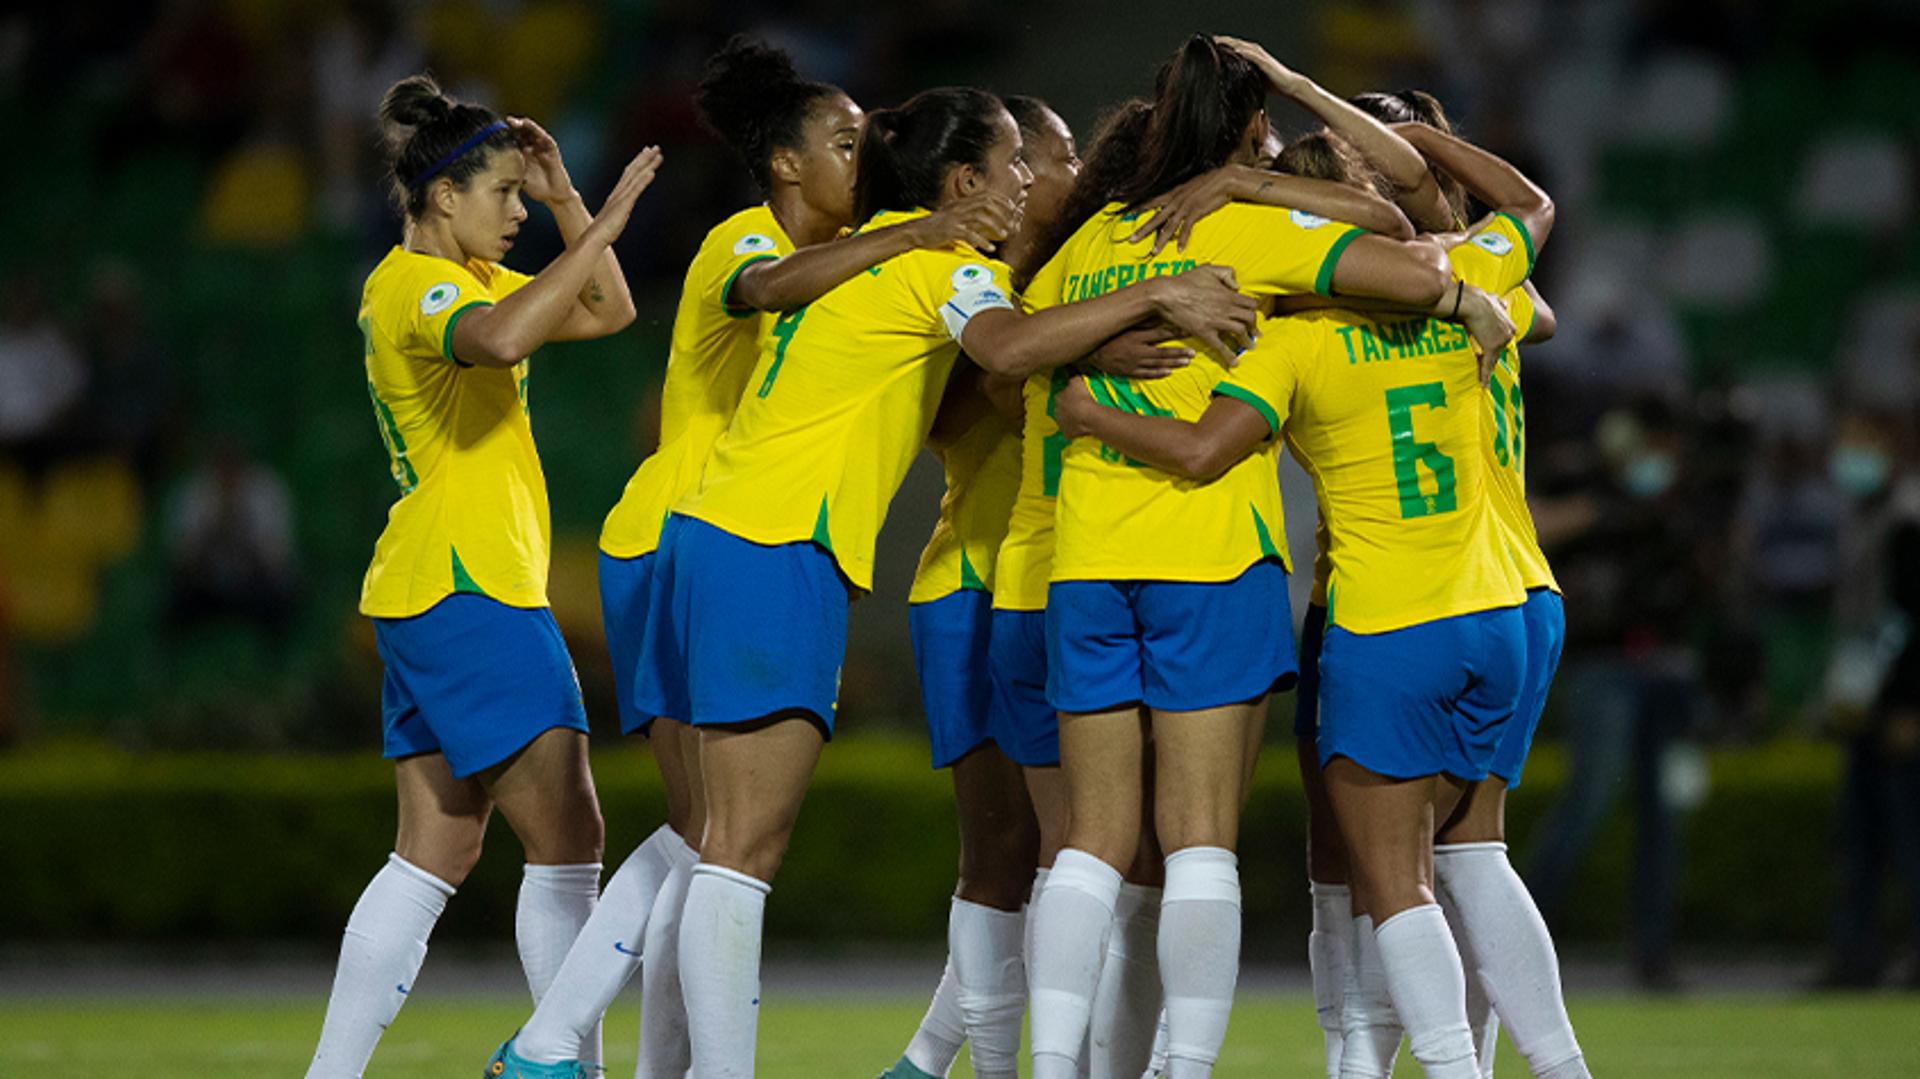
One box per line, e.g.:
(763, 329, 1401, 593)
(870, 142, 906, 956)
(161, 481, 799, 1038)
(940, 264, 1015, 340)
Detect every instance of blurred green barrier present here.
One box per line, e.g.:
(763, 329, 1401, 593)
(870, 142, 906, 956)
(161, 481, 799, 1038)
(0, 737, 1843, 950)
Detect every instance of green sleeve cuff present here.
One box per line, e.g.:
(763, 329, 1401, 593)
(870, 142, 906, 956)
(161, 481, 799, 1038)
(1214, 383, 1281, 438)
(1313, 227, 1366, 298)
(441, 301, 491, 366)
(1496, 211, 1536, 276)
(720, 254, 780, 319)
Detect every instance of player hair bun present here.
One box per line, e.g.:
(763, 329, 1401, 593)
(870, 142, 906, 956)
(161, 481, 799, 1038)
(379, 74, 454, 133)
(696, 35, 803, 153)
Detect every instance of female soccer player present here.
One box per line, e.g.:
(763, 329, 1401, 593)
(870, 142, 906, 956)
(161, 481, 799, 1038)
(1018, 35, 1515, 1079)
(981, 96, 1416, 1079)
(1127, 54, 1579, 1075)
(882, 95, 1078, 1079)
(306, 75, 660, 1079)
(493, 37, 1017, 1077)
(1370, 114, 1585, 1079)
(1052, 119, 1554, 1079)
(628, 85, 1262, 1079)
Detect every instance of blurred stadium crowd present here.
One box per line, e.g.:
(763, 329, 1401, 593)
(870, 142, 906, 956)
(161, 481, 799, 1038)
(3, 0, 1919, 982)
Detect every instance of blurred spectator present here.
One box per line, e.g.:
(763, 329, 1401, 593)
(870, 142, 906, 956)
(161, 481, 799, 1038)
(164, 442, 298, 640)
(1737, 433, 1846, 724)
(78, 261, 174, 480)
(1818, 408, 1920, 988)
(312, 1, 423, 231)
(1526, 397, 1720, 989)
(0, 284, 88, 470)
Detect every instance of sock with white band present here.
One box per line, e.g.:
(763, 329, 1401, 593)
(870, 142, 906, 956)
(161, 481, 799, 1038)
(1027, 849, 1123, 1079)
(1435, 842, 1590, 1078)
(1338, 916, 1403, 1079)
(679, 863, 772, 1078)
(515, 863, 605, 1064)
(305, 853, 455, 1079)
(1373, 904, 1479, 1079)
(1158, 847, 1241, 1079)
(1308, 882, 1353, 1078)
(1089, 882, 1163, 1078)
(951, 898, 1027, 1079)
(635, 829, 700, 1078)
(896, 959, 966, 1077)
(517, 826, 682, 1064)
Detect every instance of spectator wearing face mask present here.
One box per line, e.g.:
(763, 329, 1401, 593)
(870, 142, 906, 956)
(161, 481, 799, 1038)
(1524, 397, 1719, 989)
(1818, 408, 1920, 988)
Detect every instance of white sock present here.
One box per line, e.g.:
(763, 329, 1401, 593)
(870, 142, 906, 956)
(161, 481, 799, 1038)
(1373, 905, 1478, 1079)
(305, 853, 455, 1079)
(901, 959, 966, 1077)
(518, 830, 682, 1065)
(1309, 883, 1353, 1078)
(636, 831, 700, 1079)
(1338, 917, 1402, 1079)
(1090, 883, 1163, 1079)
(1028, 849, 1123, 1079)
(1435, 843, 1589, 1078)
(1024, 868, 1050, 978)
(679, 863, 771, 1078)
(1158, 847, 1241, 1079)
(1434, 883, 1497, 1078)
(951, 898, 1027, 1079)
(515, 863, 605, 1063)
(1145, 1010, 1169, 1078)
(1464, 962, 1498, 1079)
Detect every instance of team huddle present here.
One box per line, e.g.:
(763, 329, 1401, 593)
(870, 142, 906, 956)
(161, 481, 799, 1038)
(309, 29, 1587, 1079)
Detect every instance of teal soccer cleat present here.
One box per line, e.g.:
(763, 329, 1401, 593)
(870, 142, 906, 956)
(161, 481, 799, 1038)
(484, 1035, 592, 1079)
(875, 1055, 943, 1079)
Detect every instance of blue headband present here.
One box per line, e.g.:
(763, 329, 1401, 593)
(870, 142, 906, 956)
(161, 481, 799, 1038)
(407, 120, 511, 190)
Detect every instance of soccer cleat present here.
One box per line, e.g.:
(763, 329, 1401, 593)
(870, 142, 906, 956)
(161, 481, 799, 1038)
(484, 1034, 590, 1078)
(875, 1055, 942, 1079)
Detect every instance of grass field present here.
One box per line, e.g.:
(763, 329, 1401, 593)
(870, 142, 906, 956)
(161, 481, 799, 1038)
(4, 990, 1918, 1077)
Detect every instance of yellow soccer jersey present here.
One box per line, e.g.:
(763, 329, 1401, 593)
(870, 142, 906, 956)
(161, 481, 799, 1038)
(1449, 212, 1537, 291)
(676, 209, 1018, 592)
(600, 206, 793, 559)
(1044, 201, 1366, 584)
(1223, 252, 1528, 635)
(909, 408, 1022, 604)
(358, 246, 545, 617)
(993, 368, 1070, 611)
(1482, 284, 1559, 592)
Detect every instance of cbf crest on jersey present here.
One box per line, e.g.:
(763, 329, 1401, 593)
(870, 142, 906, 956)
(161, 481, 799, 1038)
(1290, 209, 1330, 230)
(952, 264, 993, 290)
(420, 282, 461, 315)
(733, 233, 777, 256)
(1472, 229, 1514, 256)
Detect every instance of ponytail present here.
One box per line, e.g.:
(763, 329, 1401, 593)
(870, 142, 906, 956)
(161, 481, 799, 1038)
(852, 87, 1005, 222)
(1114, 35, 1268, 208)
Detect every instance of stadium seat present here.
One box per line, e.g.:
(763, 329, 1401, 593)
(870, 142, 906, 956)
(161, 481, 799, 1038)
(1793, 133, 1912, 230)
(1616, 51, 1735, 149)
(1835, 286, 1920, 404)
(1662, 210, 1775, 308)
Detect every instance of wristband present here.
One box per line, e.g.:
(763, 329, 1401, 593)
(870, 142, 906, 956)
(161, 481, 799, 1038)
(1448, 280, 1464, 320)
